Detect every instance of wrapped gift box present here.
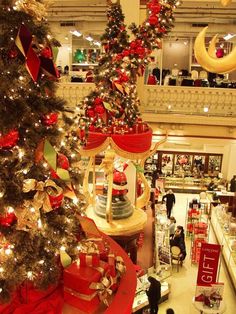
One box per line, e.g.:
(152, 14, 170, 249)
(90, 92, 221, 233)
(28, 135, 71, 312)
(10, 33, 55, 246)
(64, 263, 102, 295)
(79, 253, 100, 268)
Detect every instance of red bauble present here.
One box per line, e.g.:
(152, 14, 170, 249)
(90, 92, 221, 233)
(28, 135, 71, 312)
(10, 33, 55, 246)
(94, 97, 103, 106)
(0, 212, 17, 227)
(42, 112, 58, 126)
(86, 108, 95, 118)
(122, 49, 130, 57)
(40, 47, 52, 59)
(94, 104, 105, 115)
(149, 15, 158, 26)
(120, 73, 129, 83)
(8, 49, 18, 59)
(0, 129, 19, 149)
(58, 154, 70, 170)
(130, 41, 137, 49)
(136, 46, 145, 56)
(150, 3, 161, 14)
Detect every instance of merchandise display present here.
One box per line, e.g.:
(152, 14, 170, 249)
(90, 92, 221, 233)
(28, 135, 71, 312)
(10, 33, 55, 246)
(211, 205, 236, 290)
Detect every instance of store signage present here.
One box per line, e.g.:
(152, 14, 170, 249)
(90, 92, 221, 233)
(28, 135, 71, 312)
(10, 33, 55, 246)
(196, 243, 221, 285)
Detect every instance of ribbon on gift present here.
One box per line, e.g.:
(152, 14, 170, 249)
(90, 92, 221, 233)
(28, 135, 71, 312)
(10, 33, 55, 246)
(79, 253, 100, 267)
(80, 240, 99, 254)
(89, 275, 114, 306)
(23, 179, 63, 212)
(115, 256, 126, 276)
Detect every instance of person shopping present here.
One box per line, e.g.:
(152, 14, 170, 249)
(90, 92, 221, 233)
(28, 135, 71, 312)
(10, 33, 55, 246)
(170, 225, 186, 261)
(146, 276, 161, 314)
(162, 189, 176, 219)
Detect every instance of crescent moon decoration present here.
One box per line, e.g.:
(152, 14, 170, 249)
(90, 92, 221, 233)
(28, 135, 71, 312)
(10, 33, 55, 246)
(220, 0, 232, 6)
(194, 27, 236, 73)
(208, 34, 218, 58)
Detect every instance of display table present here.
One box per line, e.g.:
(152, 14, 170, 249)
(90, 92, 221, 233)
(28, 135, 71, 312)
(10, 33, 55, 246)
(132, 274, 170, 313)
(192, 298, 226, 314)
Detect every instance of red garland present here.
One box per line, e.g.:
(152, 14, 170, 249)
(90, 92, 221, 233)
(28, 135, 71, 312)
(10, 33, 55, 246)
(0, 129, 19, 149)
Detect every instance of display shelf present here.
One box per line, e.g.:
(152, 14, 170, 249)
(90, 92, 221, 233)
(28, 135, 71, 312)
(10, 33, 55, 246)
(162, 176, 208, 193)
(211, 206, 236, 290)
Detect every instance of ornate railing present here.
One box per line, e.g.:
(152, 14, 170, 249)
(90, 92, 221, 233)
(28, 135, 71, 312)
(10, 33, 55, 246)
(56, 82, 236, 118)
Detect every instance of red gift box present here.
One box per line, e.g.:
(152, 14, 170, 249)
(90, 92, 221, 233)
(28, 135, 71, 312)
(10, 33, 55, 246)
(64, 288, 100, 314)
(64, 263, 101, 295)
(79, 253, 100, 268)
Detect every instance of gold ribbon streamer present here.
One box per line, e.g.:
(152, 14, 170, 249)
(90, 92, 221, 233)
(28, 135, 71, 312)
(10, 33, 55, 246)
(23, 179, 63, 212)
(80, 240, 99, 254)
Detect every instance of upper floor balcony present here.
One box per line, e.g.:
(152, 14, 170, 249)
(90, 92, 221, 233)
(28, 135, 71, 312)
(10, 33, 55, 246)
(56, 81, 236, 127)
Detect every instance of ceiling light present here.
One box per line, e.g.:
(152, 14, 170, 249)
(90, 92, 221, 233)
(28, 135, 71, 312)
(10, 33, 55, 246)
(203, 107, 209, 113)
(223, 33, 236, 41)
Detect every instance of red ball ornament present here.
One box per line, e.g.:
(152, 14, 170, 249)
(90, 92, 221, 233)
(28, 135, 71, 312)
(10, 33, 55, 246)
(0, 129, 19, 149)
(86, 108, 95, 118)
(149, 15, 158, 26)
(130, 41, 137, 49)
(58, 154, 70, 170)
(94, 104, 105, 115)
(150, 3, 161, 14)
(8, 49, 18, 59)
(122, 49, 130, 57)
(0, 212, 17, 227)
(94, 97, 104, 106)
(42, 112, 58, 126)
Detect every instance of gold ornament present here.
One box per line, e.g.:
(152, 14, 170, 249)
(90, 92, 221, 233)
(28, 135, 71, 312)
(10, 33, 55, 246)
(220, 0, 232, 6)
(194, 27, 236, 73)
(15, 201, 40, 231)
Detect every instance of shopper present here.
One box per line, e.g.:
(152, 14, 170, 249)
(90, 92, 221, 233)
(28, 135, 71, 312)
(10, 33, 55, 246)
(166, 309, 175, 314)
(162, 189, 176, 219)
(146, 276, 161, 314)
(169, 216, 176, 237)
(230, 175, 236, 192)
(170, 225, 186, 261)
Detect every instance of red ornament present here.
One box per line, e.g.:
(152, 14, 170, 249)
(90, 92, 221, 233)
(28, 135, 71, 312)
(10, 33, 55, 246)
(40, 47, 52, 59)
(0, 212, 17, 227)
(8, 49, 18, 59)
(58, 154, 70, 170)
(94, 97, 103, 106)
(0, 129, 19, 149)
(149, 15, 158, 26)
(150, 3, 161, 14)
(86, 108, 95, 118)
(216, 48, 224, 58)
(42, 112, 58, 126)
(94, 104, 105, 115)
(122, 49, 130, 57)
(130, 41, 137, 49)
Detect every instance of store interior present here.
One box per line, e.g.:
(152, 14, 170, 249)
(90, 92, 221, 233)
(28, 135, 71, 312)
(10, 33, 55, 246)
(0, 1, 236, 314)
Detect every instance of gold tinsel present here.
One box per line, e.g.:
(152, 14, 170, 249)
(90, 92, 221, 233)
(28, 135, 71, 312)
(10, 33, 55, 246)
(13, 0, 54, 21)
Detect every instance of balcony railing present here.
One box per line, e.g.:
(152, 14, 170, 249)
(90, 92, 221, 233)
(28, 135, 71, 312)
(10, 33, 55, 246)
(56, 82, 236, 118)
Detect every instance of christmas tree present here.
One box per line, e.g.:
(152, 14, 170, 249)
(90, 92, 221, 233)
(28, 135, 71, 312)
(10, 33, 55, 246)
(78, 0, 180, 144)
(0, 0, 84, 303)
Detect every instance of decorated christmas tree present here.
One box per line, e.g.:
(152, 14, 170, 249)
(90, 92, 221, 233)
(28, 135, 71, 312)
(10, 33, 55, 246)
(0, 0, 84, 304)
(78, 0, 180, 144)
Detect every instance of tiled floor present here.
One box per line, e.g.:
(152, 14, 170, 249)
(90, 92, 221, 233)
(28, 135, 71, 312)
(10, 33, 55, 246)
(138, 193, 236, 314)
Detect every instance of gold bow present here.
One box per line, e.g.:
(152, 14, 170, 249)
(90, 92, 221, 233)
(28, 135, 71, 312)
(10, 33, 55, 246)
(115, 256, 126, 276)
(23, 179, 63, 212)
(89, 275, 114, 306)
(80, 240, 99, 254)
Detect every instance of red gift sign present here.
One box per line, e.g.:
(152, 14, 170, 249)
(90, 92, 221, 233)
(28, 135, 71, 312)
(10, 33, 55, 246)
(197, 243, 221, 285)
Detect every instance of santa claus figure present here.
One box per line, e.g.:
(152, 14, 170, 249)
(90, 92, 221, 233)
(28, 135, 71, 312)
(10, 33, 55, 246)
(112, 169, 128, 200)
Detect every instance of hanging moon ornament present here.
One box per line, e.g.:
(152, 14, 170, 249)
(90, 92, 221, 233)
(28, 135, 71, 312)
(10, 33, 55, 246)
(220, 0, 232, 6)
(194, 27, 236, 73)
